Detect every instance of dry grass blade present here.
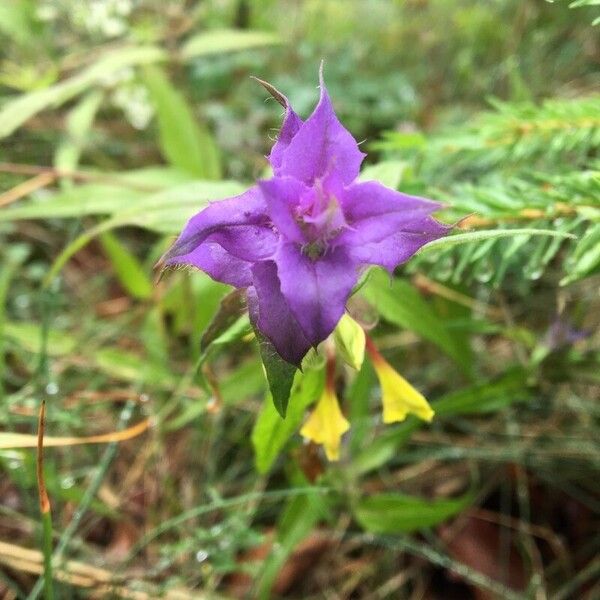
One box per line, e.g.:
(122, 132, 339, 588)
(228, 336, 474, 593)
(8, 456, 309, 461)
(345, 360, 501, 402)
(0, 541, 216, 599)
(0, 418, 151, 449)
(0, 172, 56, 208)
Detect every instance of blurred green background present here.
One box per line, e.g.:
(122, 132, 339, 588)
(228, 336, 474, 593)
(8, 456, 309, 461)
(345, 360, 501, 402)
(0, 1, 599, 598)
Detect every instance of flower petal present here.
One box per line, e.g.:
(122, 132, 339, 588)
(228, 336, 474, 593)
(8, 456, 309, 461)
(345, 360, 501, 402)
(370, 354, 434, 423)
(259, 176, 309, 243)
(247, 260, 311, 366)
(207, 225, 278, 262)
(161, 186, 278, 281)
(347, 230, 444, 273)
(275, 242, 359, 347)
(278, 70, 365, 185)
(269, 97, 303, 173)
(175, 242, 253, 287)
(340, 181, 447, 243)
(337, 181, 449, 271)
(300, 386, 350, 461)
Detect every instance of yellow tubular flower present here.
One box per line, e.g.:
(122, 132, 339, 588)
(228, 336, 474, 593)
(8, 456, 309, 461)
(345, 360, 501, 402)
(366, 337, 434, 424)
(300, 379, 350, 461)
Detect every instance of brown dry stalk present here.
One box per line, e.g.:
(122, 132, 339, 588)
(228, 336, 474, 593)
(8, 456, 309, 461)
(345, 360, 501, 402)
(0, 172, 56, 208)
(413, 273, 504, 319)
(0, 163, 159, 192)
(457, 203, 578, 229)
(36, 400, 50, 515)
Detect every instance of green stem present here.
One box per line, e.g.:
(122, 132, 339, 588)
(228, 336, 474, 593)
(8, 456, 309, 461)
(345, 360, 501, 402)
(40, 509, 55, 600)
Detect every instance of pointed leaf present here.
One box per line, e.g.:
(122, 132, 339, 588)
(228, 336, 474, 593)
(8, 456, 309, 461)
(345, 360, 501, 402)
(99, 231, 153, 300)
(200, 289, 247, 351)
(143, 66, 221, 179)
(354, 491, 473, 534)
(419, 228, 575, 254)
(253, 328, 298, 417)
(180, 29, 280, 59)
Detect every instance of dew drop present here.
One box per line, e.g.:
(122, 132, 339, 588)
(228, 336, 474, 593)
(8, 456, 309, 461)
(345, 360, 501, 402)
(476, 272, 492, 283)
(61, 476, 75, 489)
(196, 550, 209, 563)
(45, 382, 59, 396)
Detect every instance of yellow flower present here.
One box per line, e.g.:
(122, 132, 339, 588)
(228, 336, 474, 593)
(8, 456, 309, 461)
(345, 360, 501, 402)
(300, 385, 350, 461)
(366, 337, 434, 424)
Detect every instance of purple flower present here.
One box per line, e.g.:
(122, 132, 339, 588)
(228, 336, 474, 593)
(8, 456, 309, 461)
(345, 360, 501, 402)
(161, 68, 449, 366)
(544, 317, 589, 351)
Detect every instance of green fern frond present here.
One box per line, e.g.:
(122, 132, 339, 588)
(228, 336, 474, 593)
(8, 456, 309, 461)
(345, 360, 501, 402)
(436, 98, 599, 175)
(384, 95, 600, 287)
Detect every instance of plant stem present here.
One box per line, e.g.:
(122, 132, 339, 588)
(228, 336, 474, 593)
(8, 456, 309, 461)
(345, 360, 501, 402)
(36, 399, 54, 600)
(28, 400, 136, 600)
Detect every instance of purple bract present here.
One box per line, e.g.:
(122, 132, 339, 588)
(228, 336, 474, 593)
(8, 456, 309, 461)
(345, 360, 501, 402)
(162, 68, 449, 366)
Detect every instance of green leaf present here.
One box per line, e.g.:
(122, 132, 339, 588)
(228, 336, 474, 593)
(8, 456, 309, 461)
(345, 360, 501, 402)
(0, 45, 165, 138)
(200, 289, 247, 351)
(352, 421, 420, 476)
(143, 66, 221, 179)
(28, 180, 244, 287)
(198, 315, 251, 366)
(434, 366, 530, 416)
(94, 348, 176, 388)
(354, 491, 473, 534)
(0, 184, 146, 221)
(99, 232, 153, 300)
(180, 29, 280, 60)
(253, 329, 298, 417)
(3, 322, 76, 356)
(347, 361, 376, 454)
(220, 359, 265, 406)
(0, 1, 39, 46)
(54, 90, 104, 173)
(109, 180, 244, 233)
(419, 228, 576, 254)
(0, 249, 29, 391)
(142, 306, 169, 367)
(561, 222, 600, 285)
(252, 368, 324, 473)
(0, 177, 243, 231)
(361, 269, 472, 375)
(161, 274, 229, 339)
(359, 160, 407, 189)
